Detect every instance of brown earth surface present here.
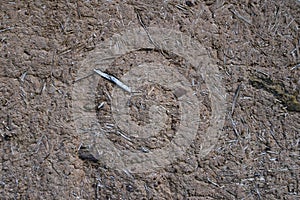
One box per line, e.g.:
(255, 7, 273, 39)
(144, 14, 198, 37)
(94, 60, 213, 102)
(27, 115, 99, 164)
(1, 0, 300, 199)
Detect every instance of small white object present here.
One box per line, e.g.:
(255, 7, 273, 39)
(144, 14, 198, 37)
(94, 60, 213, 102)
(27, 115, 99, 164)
(94, 69, 131, 93)
(98, 102, 105, 109)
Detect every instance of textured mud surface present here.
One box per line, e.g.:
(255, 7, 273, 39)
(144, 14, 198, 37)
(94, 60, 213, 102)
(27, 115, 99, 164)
(1, 1, 300, 199)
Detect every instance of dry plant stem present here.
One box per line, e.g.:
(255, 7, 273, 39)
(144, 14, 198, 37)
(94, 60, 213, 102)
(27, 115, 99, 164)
(229, 115, 240, 138)
(231, 83, 242, 116)
(94, 69, 131, 93)
(291, 63, 300, 70)
(229, 7, 252, 25)
(269, 125, 283, 149)
(0, 27, 14, 33)
(135, 9, 160, 50)
(74, 73, 94, 83)
(116, 131, 132, 142)
(20, 72, 27, 82)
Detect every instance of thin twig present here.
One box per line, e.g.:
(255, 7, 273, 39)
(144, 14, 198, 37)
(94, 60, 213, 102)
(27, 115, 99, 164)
(94, 69, 131, 93)
(122, 169, 134, 179)
(291, 63, 300, 71)
(255, 184, 262, 200)
(207, 177, 220, 187)
(98, 102, 105, 109)
(116, 131, 132, 142)
(20, 72, 27, 82)
(135, 8, 160, 50)
(144, 183, 152, 199)
(172, 3, 193, 14)
(269, 125, 283, 149)
(74, 72, 94, 82)
(229, 116, 240, 138)
(229, 7, 252, 25)
(231, 83, 242, 115)
(0, 27, 14, 33)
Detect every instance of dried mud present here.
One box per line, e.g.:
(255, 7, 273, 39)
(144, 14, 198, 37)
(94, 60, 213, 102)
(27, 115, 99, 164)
(1, 0, 300, 199)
